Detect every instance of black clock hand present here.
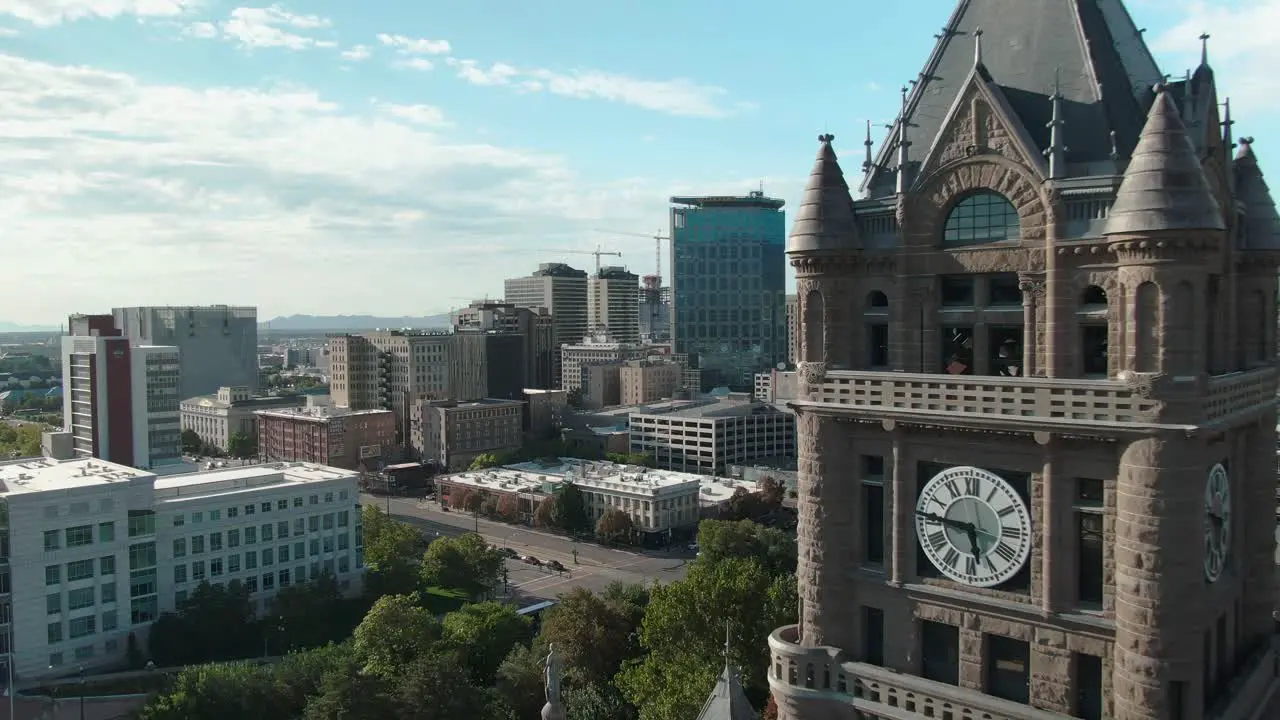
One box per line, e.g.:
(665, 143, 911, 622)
(965, 526, 981, 560)
(915, 510, 975, 533)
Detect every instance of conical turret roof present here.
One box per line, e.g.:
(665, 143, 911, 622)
(1104, 87, 1225, 235)
(694, 665, 757, 720)
(787, 134, 858, 254)
(1234, 138, 1280, 248)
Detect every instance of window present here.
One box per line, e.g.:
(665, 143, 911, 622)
(129, 569, 156, 598)
(101, 610, 118, 632)
(210, 532, 223, 552)
(863, 476, 885, 567)
(309, 539, 320, 557)
(1076, 479, 1105, 606)
(308, 516, 320, 532)
(277, 521, 289, 538)
(172, 538, 186, 558)
(47, 622, 62, 644)
(262, 573, 275, 591)
(44, 530, 60, 551)
(293, 518, 305, 535)
(867, 323, 889, 368)
(863, 607, 884, 666)
(309, 495, 319, 505)
(191, 536, 205, 554)
(191, 561, 205, 581)
(74, 645, 94, 661)
(943, 191, 1020, 245)
(1075, 653, 1102, 720)
(942, 327, 975, 375)
(245, 526, 257, 544)
(130, 597, 157, 624)
(262, 548, 274, 566)
(127, 510, 155, 537)
(337, 511, 350, 528)
(228, 529, 240, 547)
(128, 542, 156, 569)
(229, 554, 241, 573)
(986, 635, 1030, 703)
(172, 514, 184, 527)
(295, 541, 305, 558)
(279, 568, 291, 587)
(100, 556, 115, 575)
(279, 545, 290, 563)
(323, 514, 335, 530)
(98, 522, 115, 543)
(65, 525, 93, 547)
(989, 326, 1023, 377)
(191, 512, 203, 524)
(293, 497, 303, 508)
(338, 534, 349, 551)
(920, 621, 959, 685)
(244, 504, 255, 516)
(68, 587, 95, 611)
(210, 558, 223, 577)
(245, 576, 258, 593)
(49, 652, 63, 668)
(260, 502, 271, 514)
(277, 499, 288, 511)
(46, 593, 61, 615)
(322, 536, 334, 553)
(45, 565, 61, 586)
(101, 583, 116, 604)
(209, 509, 221, 521)
(173, 565, 187, 584)
(67, 559, 95, 582)
(262, 524, 273, 542)
(988, 274, 1023, 306)
(227, 507, 238, 519)
(245, 552, 257, 570)
(940, 276, 975, 307)
(338, 555, 350, 573)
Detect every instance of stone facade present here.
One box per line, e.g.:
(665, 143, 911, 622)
(769, 3, 1280, 720)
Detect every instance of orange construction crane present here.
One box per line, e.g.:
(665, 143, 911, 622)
(592, 229, 670, 284)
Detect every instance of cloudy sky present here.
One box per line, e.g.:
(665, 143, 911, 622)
(0, 0, 1270, 325)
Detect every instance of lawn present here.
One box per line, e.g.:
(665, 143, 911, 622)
(29, 672, 172, 698)
(422, 586, 468, 614)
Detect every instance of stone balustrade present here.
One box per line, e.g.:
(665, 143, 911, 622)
(768, 625, 1072, 720)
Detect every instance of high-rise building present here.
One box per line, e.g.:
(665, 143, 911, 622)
(588, 266, 640, 343)
(504, 263, 589, 388)
(110, 306, 258, 397)
(769, 2, 1280, 719)
(784, 294, 799, 366)
(60, 334, 181, 470)
(453, 301, 555, 390)
(670, 193, 786, 391)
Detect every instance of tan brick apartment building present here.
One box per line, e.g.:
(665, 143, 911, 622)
(410, 398, 524, 471)
(768, 1, 1280, 719)
(255, 403, 396, 470)
(619, 359, 682, 405)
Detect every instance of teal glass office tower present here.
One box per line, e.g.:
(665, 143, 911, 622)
(670, 192, 787, 391)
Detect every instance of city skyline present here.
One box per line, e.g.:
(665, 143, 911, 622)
(0, 0, 1261, 325)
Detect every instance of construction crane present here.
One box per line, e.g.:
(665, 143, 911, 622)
(535, 245, 623, 275)
(592, 229, 670, 284)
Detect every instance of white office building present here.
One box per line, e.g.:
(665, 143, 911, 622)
(0, 456, 362, 680)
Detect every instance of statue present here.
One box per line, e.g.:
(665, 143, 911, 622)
(544, 643, 562, 705)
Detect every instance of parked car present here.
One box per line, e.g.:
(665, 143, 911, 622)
(523, 555, 542, 566)
(547, 560, 566, 572)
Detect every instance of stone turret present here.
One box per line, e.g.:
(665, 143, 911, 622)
(695, 626, 758, 720)
(1234, 138, 1280, 248)
(786, 134, 858, 255)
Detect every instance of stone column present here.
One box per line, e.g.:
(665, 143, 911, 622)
(796, 412, 860, 654)
(1240, 419, 1277, 647)
(1038, 439, 1065, 613)
(1112, 433, 1205, 720)
(888, 427, 908, 586)
(1019, 275, 1043, 377)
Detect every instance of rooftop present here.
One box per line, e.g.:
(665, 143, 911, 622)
(424, 398, 525, 411)
(670, 191, 785, 210)
(254, 405, 393, 421)
(641, 396, 792, 420)
(181, 394, 304, 410)
(448, 457, 759, 503)
(152, 462, 354, 501)
(0, 457, 145, 496)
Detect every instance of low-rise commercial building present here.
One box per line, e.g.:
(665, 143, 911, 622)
(180, 386, 306, 452)
(0, 456, 362, 680)
(560, 338, 653, 393)
(629, 394, 796, 474)
(411, 398, 524, 471)
(523, 389, 567, 439)
(255, 400, 396, 470)
(619, 359, 682, 405)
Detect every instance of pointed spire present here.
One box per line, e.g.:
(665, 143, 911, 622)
(1233, 137, 1280, 248)
(695, 622, 755, 720)
(788, 134, 859, 254)
(895, 85, 912, 195)
(1200, 33, 1211, 67)
(1104, 85, 1226, 236)
(973, 27, 984, 68)
(1238, 136, 1257, 163)
(862, 120, 874, 173)
(1046, 69, 1067, 179)
(1222, 99, 1236, 151)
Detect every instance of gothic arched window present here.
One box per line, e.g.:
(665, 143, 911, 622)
(942, 191, 1021, 246)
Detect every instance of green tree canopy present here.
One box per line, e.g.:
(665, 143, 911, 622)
(440, 601, 534, 684)
(352, 594, 441, 678)
(468, 452, 508, 470)
(227, 431, 257, 459)
(566, 682, 640, 720)
(362, 505, 427, 596)
(0, 423, 41, 458)
(757, 475, 786, 510)
(532, 497, 555, 528)
(420, 532, 505, 599)
(270, 573, 355, 651)
(492, 643, 548, 720)
(615, 557, 797, 720)
(538, 584, 646, 686)
(301, 652, 398, 720)
(595, 508, 634, 543)
(180, 428, 202, 455)
(696, 519, 797, 577)
(551, 481, 590, 534)
(148, 580, 258, 666)
(392, 648, 495, 719)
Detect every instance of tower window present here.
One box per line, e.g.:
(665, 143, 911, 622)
(942, 191, 1020, 246)
(867, 323, 889, 368)
(863, 477, 884, 567)
(862, 607, 885, 666)
(985, 634, 1030, 704)
(920, 621, 959, 685)
(1074, 653, 1103, 720)
(988, 274, 1023, 306)
(1075, 478, 1105, 606)
(940, 276, 975, 307)
(942, 327, 975, 375)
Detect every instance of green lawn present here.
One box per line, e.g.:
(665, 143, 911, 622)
(422, 586, 468, 614)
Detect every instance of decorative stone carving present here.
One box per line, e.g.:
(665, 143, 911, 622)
(1108, 236, 1219, 263)
(1121, 372, 1164, 399)
(798, 362, 829, 387)
(1017, 273, 1046, 302)
(915, 159, 1047, 243)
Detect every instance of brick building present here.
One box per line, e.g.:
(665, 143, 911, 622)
(255, 402, 396, 470)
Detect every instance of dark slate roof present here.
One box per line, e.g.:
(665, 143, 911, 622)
(1234, 139, 1280, 249)
(1103, 87, 1225, 235)
(787, 134, 858, 254)
(862, 0, 1165, 197)
(695, 664, 756, 720)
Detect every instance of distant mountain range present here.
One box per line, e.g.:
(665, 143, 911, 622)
(261, 314, 453, 331)
(0, 322, 58, 333)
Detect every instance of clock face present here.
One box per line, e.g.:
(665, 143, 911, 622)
(915, 466, 1033, 588)
(1203, 463, 1231, 583)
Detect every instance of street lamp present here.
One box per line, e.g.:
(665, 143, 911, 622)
(77, 665, 85, 720)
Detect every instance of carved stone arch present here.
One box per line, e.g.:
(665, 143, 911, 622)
(910, 156, 1048, 247)
(1069, 271, 1120, 307)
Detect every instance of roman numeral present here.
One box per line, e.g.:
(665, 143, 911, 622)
(985, 485, 998, 503)
(964, 556, 977, 576)
(997, 505, 1016, 518)
(942, 547, 960, 569)
(964, 476, 980, 496)
(1001, 525, 1024, 541)
(993, 541, 1017, 564)
(944, 479, 960, 498)
(927, 530, 947, 551)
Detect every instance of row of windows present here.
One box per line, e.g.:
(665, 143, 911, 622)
(174, 537, 351, 582)
(46, 556, 116, 586)
(44, 521, 115, 551)
(172, 513, 349, 556)
(175, 555, 353, 588)
(171, 490, 349, 526)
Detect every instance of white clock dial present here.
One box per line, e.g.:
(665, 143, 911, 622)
(1203, 463, 1231, 583)
(915, 466, 1032, 588)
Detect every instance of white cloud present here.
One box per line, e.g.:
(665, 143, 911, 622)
(0, 0, 196, 26)
(0, 25, 16, 36)
(340, 44, 371, 62)
(392, 57, 433, 72)
(376, 33, 450, 55)
(443, 56, 734, 118)
(1152, 0, 1280, 121)
(184, 5, 335, 50)
(0, 52, 681, 323)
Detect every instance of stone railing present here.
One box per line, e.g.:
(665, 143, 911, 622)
(768, 625, 1072, 720)
(787, 366, 1277, 428)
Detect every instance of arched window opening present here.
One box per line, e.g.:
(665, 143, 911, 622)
(1134, 282, 1160, 373)
(1079, 284, 1110, 377)
(804, 663, 815, 689)
(942, 191, 1021, 246)
(803, 290, 825, 363)
(1168, 281, 1195, 375)
(865, 291, 890, 369)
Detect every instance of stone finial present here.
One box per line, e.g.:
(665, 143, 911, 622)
(787, 133, 858, 254)
(895, 84, 912, 195)
(973, 27, 985, 67)
(1103, 85, 1226, 235)
(1200, 32, 1211, 67)
(541, 643, 565, 720)
(862, 119, 874, 172)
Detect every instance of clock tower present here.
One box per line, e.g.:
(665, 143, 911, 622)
(766, 2, 1280, 719)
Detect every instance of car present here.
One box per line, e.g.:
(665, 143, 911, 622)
(523, 555, 541, 566)
(547, 560, 566, 572)
(500, 547, 519, 558)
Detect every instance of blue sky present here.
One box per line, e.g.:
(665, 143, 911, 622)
(0, 0, 1272, 326)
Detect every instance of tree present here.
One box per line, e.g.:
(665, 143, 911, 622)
(532, 497, 555, 528)
(362, 505, 427, 596)
(302, 654, 398, 720)
(0, 423, 41, 458)
(493, 644, 547, 720)
(724, 486, 764, 521)
(420, 532, 505, 599)
(352, 594, 441, 678)
(595, 508, 634, 543)
(227, 431, 257, 459)
(136, 661, 287, 720)
(495, 494, 521, 522)
(393, 648, 494, 719)
(181, 428, 203, 455)
(615, 557, 798, 720)
(696, 519, 797, 577)
(758, 476, 786, 511)
(566, 682, 639, 720)
(469, 452, 507, 470)
(538, 585, 646, 686)
(440, 602, 534, 683)
(463, 491, 485, 514)
(272, 573, 346, 650)
(148, 581, 257, 666)
(551, 481, 590, 534)
(607, 452, 656, 468)
(762, 695, 779, 720)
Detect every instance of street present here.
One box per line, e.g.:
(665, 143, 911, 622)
(361, 494, 691, 605)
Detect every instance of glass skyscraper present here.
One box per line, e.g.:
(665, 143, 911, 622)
(669, 191, 786, 391)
